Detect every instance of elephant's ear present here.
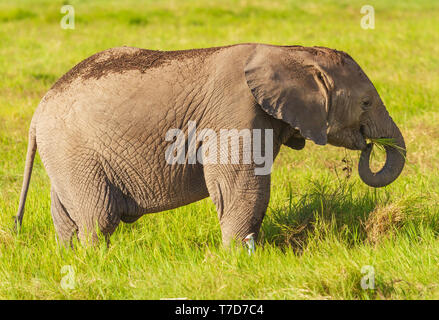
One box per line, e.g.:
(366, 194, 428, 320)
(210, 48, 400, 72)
(244, 45, 330, 145)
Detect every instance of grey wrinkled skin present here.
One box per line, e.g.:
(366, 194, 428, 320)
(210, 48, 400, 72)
(16, 43, 405, 246)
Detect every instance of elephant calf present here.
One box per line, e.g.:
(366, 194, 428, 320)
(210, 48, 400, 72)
(16, 43, 405, 246)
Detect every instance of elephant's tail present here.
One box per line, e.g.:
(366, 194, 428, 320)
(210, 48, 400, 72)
(15, 117, 37, 232)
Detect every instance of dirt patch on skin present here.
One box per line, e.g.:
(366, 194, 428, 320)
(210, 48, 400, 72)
(50, 44, 236, 92)
(285, 45, 354, 65)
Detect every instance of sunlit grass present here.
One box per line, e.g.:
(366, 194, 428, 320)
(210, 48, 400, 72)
(0, 0, 438, 299)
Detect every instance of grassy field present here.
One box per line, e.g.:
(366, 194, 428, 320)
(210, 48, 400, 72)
(0, 0, 438, 299)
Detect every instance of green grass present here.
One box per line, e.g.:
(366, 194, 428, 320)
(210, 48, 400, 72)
(1, 0, 439, 299)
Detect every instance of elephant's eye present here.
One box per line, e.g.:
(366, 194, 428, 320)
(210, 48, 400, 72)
(361, 99, 372, 110)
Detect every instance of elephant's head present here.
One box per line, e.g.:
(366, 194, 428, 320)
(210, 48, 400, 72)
(244, 44, 406, 188)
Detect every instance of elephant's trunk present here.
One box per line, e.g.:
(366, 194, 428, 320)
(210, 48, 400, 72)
(358, 119, 406, 188)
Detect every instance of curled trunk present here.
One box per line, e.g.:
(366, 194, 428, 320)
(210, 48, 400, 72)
(358, 122, 406, 188)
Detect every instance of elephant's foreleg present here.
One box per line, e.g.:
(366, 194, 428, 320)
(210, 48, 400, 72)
(204, 165, 271, 246)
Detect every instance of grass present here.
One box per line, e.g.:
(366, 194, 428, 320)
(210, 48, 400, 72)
(0, 0, 438, 299)
(367, 138, 407, 169)
(368, 138, 402, 150)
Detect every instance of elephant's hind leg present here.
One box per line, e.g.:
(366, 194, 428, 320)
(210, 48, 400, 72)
(74, 181, 123, 246)
(45, 148, 125, 246)
(51, 187, 78, 246)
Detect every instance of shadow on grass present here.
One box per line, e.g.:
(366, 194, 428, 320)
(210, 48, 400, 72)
(261, 178, 391, 251)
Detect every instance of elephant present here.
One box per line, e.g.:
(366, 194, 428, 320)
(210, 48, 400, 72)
(15, 43, 406, 246)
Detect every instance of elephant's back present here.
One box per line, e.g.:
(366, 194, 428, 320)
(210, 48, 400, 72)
(49, 45, 237, 94)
